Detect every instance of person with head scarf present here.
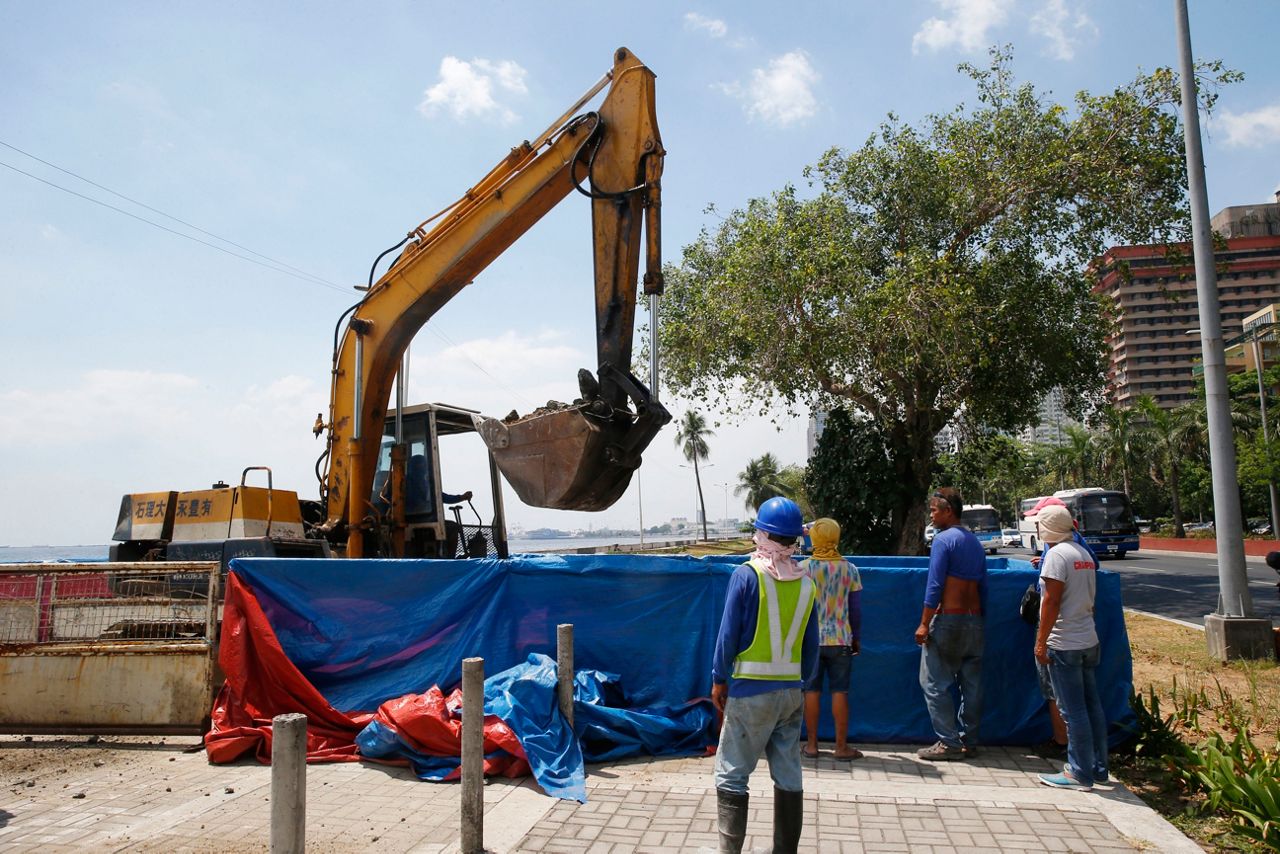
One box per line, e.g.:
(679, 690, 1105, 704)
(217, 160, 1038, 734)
(1034, 504, 1108, 792)
(710, 497, 818, 854)
(799, 517, 863, 761)
(1023, 496, 1098, 760)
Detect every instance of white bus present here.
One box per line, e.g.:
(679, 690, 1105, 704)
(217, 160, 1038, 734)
(961, 504, 1003, 554)
(1018, 496, 1049, 550)
(1019, 488, 1141, 557)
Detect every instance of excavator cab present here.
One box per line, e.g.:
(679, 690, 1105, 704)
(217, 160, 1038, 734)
(368, 403, 509, 559)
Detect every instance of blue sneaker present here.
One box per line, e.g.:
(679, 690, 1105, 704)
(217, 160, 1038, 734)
(1038, 771, 1092, 792)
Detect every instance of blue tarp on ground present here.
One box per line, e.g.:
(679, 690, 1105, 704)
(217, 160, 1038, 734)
(229, 553, 1133, 749)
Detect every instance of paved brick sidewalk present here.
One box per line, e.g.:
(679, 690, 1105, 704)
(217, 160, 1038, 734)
(0, 737, 1199, 852)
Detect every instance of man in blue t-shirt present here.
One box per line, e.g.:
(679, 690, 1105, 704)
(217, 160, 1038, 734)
(914, 487, 987, 760)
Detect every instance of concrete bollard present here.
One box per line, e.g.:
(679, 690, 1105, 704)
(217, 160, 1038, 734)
(270, 713, 307, 854)
(461, 657, 485, 854)
(557, 623, 574, 729)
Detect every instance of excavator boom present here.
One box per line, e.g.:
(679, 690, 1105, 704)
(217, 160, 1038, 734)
(318, 48, 669, 555)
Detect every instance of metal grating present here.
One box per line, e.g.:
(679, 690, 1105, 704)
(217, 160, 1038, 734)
(0, 562, 219, 646)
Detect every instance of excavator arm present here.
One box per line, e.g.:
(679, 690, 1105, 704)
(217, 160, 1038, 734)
(317, 48, 669, 556)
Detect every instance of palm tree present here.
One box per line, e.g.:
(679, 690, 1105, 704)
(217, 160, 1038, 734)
(1094, 405, 1137, 496)
(1136, 395, 1198, 537)
(735, 453, 788, 514)
(1061, 425, 1095, 486)
(674, 410, 714, 540)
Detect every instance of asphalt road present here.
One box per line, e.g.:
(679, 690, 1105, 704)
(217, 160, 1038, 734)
(997, 545, 1280, 627)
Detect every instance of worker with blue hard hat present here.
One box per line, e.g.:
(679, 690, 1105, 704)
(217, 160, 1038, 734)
(710, 496, 818, 854)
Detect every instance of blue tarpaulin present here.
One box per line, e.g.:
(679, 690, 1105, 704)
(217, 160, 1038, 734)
(225, 552, 1133, 760)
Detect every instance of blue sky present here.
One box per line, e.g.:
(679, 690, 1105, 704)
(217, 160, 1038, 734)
(2, 1, 1278, 546)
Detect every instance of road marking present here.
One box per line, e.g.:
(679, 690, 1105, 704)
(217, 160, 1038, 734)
(1124, 607, 1204, 630)
(1135, 582, 1189, 593)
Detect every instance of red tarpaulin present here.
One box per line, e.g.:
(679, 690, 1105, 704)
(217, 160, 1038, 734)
(205, 572, 528, 778)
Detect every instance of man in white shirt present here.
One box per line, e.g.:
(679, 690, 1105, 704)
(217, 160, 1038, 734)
(1033, 504, 1108, 792)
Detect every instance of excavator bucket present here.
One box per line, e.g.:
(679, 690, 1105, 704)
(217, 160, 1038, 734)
(474, 368, 670, 512)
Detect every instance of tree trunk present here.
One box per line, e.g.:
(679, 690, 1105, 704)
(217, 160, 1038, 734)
(897, 499, 931, 556)
(694, 457, 708, 541)
(890, 436, 935, 556)
(1170, 458, 1185, 538)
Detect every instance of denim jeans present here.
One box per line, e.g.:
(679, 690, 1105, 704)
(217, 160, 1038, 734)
(713, 688, 804, 794)
(1047, 644, 1108, 786)
(918, 614, 984, 749)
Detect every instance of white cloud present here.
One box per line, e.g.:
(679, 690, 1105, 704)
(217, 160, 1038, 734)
(40, 224, 63, 241)
(1216, 104, 1280, 148)
(684, 12, 728, 38)
(0, 369, 330, 544)
(720, 51, 820, 127)
(0, 370, 201, 446)
(1029, 0, 1098, 61)
(912, 0, 1013, 53)
(418, 56, 529, 124)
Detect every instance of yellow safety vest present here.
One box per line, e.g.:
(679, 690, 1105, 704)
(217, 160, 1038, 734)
(732, 559, 816, 681)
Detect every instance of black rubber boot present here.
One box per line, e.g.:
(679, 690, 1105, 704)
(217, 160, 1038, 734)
(716, 787, 749, 854)
(772, 786, 803, 854)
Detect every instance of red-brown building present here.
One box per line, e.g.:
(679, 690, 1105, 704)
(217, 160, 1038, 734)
(1094, 194, 1280, 409)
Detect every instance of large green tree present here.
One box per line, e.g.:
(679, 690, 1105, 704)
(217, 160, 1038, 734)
(657, 49, 1236, 554)
(807, 408, 912, 554)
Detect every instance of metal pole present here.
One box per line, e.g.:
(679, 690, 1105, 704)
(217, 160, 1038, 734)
(1175, 0, 1252, 618)
(1251, 334, 1280, 536)
(648, 294, 660, 402)
(637, 475, 644, 547)
(353, 334, 364, 442)
(557, 624, 574, 729)
(270, 713, 307, 854)
(461, 657, 484, 854)
(395, 353, 406, 442)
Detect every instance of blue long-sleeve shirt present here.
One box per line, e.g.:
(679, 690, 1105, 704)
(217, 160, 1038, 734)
(923, 526, 987, 609)
(712, 563, 819, 698)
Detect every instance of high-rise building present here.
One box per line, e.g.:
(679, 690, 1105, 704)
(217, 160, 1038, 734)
(806, 411, 828, 458)
(1018, 387, 1081, 447)
(1095, 191, 1280, 409)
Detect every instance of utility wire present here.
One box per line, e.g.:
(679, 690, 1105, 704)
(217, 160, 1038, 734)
(2, 146, 543, 409)
(0, 158, 352, 294)
(0, 139, 344, 291)
(426, 325, 537, 409)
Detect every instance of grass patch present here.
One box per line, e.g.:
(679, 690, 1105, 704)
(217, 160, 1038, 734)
(1121, 612, 1280, 851)
(1127, 612, 1280, 741)
(630, 538, 753, 557)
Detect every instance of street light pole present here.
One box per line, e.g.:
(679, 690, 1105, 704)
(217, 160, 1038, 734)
(1249, 330, 1280, 537)
(715, 482, 730, 531)
(1175, 0, 1271, 659)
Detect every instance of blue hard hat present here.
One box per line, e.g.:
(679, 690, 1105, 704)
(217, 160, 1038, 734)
(754, 497, 804, 537)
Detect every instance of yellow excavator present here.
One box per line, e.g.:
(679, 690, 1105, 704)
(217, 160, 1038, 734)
(111, 47, 670, 565)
